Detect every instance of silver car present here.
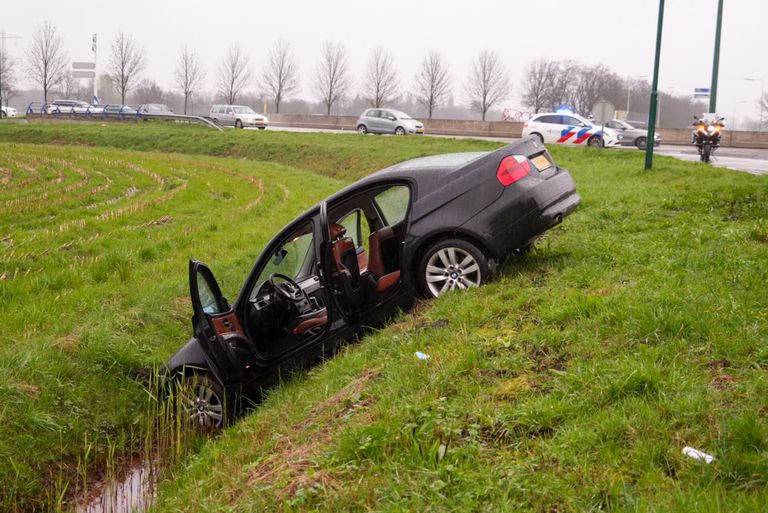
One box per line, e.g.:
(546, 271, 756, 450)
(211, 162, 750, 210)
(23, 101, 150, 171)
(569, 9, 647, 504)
(604, 119, 661, 150)
(356, 108, 424, 135)
(210, 104, 268, 129)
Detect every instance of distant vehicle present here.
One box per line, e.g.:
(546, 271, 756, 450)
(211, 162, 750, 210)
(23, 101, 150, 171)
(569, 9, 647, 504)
(102, 104, 138, 115)
(162, 139, 580, 427)
(210, 105, 268, 129)
(46, 100, 92, 114)
(356, 109, 424, 135)
(522, 111, 622, 148)
(138, 104, 174, 115)
(0, 105, 17, 117)
(602, 119, 660, 150)
(691, 113, 725, 163)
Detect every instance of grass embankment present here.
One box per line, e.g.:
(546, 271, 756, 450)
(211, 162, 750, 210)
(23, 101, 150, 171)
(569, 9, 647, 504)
(0, 142, 348, 510)
(0, 123, 766, 511)
(148, 148, 767, 511)
(0, 123, 501, 181)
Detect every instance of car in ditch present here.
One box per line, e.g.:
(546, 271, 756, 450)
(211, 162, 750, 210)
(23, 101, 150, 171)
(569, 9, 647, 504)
(163, 139, 580, 427)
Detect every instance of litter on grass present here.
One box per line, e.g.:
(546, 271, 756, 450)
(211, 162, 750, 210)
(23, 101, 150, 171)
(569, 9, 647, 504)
(415, 352, 431, 360)
(683, 446, 714, 464)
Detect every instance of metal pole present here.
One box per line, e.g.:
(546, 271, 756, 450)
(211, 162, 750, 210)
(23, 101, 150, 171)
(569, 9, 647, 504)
(645, 0, 665, 170)
(92, 34, 98, 104)
(709, 0, 724, 112)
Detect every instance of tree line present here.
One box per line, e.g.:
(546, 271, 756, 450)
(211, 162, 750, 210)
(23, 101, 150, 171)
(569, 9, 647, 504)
(4, 21, 764, 127)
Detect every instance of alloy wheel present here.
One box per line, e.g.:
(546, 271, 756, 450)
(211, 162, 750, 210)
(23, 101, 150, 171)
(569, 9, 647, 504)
(181, 378, 225, 428)
(425, 247, 481, 297)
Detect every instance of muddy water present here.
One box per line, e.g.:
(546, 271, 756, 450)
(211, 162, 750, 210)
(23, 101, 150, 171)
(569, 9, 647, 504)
(76, 460, 156, 513)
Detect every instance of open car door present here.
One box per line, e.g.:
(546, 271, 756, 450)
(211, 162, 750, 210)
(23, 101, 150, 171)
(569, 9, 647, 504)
(189, 260, 250, 383)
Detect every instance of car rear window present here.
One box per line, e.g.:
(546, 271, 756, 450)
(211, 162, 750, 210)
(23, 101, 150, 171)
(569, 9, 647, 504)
(374, 185, 410, 226)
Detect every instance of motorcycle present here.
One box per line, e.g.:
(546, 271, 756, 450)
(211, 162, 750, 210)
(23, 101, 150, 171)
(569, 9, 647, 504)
(691, 114, 725, 163)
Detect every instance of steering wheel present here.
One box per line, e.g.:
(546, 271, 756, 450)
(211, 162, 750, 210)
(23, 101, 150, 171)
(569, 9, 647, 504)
(269, 273, 307, 303)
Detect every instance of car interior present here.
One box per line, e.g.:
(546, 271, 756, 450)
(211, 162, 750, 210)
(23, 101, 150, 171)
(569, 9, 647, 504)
(327, 183, 409, 316)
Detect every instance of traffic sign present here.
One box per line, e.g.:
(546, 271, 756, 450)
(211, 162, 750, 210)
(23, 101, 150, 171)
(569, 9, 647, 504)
(72, 70, 95, 79)
(694, 88, 710, 98)
(72, 62, 95, 70)
(592, 100, 616, 124)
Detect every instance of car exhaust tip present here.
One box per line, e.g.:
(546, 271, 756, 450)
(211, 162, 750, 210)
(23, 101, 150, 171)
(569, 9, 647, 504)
(552, 214, 563, 226)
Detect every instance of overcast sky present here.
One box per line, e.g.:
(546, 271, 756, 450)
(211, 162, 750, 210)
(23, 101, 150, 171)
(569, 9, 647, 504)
(4, 0, 767, 121)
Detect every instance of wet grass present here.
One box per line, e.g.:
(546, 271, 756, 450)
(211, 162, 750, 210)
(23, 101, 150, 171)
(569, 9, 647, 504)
(1, 124, 766, 511)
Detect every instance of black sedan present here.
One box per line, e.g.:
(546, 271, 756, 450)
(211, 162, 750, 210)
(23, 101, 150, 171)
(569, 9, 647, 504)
(165, 139, 580, 427)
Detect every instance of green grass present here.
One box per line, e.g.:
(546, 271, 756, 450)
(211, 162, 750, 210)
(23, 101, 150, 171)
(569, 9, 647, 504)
(1, 123, 766, 511)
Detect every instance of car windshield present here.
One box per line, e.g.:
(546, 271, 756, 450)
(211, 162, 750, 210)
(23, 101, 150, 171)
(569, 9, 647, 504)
(251, 224, 315, 297)
(233, 106, 256, 114)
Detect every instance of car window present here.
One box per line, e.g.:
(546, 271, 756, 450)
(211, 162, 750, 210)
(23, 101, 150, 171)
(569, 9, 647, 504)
(370, 110, 380, 118)
(196, 272, 223, 315)
(226, 107, 233, 114)
(374, 185, 410, 226)
(337, 210, 362, 247)
(563, 116, 585, 126)
(536, 115, 557, 124)
(251, 223, 315, 297)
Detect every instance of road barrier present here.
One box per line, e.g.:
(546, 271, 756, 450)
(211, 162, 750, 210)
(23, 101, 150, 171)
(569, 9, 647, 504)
(24, 102, 223, 131)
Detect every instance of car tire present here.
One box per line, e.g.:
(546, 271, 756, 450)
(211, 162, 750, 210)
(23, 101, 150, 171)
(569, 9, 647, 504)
(530, 132, 544, 144)
(394, 126, 406, 135)
(418, 238, 490, 298)
(588, 135, 604, 148)
(357, 124, 368, 134)
(235, 119, 243, 129)
(176, 372, 229, 430)
(635, 137, 647, 150)
(258, 127, 266, 130)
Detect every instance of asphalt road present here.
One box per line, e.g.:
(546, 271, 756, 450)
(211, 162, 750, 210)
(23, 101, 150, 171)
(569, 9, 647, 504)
(268, 125, 768, 176)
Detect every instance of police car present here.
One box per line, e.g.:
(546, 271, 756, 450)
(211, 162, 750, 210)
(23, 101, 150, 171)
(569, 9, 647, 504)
(522, 111, 622, 148)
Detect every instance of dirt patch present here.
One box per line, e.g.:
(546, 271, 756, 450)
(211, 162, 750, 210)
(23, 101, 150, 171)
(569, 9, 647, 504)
(235, 368, 380, 504)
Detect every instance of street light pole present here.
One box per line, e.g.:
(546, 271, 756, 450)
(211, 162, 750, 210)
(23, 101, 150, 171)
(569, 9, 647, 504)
(645, 0, 665, 170)
(625, 75, 647, 118)
(709, 0, 724, 112)
(744, 77, 764, 131)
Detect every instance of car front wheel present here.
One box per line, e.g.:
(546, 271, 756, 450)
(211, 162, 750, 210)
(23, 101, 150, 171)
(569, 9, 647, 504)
(177, 372, 229, 429)
(635, 137, 647, 150)
(418, 238, 490, 298)
(588, 135, 604, 148)
(394, 126, 405, 135)
(235, 119, 243, 129)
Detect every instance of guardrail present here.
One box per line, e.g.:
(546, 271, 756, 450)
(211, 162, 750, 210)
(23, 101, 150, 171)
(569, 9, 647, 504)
(24, 102, 223, 131)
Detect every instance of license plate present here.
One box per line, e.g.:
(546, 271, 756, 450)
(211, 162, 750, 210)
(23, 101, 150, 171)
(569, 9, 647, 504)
(531, 155, 551, 171)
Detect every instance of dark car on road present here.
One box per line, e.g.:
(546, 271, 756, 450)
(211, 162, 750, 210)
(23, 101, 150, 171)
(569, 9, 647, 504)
(604, 119, 661, 150)
(164, 139, 581, 427)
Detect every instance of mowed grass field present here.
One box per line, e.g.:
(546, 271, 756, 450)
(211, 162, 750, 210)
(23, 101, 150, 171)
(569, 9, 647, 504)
(1, 123, 767, 511)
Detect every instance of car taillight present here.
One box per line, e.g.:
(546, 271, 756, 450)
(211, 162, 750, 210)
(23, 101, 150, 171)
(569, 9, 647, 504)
(523, 123, 529, 128)
(496, 155, 531, 186)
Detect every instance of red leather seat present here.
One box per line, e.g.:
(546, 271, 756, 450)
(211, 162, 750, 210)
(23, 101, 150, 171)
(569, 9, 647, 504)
(368, 226, 401, 293)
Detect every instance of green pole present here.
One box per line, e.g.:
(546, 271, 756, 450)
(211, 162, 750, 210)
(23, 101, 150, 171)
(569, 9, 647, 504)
(709, 0, 724, 112)
(645, 0, 665, 170)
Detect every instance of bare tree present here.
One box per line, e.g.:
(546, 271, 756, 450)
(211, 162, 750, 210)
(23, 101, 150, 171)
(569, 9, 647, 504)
(363, 47, 399, 108)
(414, 52, 451, 119)
(174, 46, 205, 114)
(464, 50, 509, 121)
(1, 47, 18, 107)
(25, 21, 68, 103)
(313, 41, 351, 115)
(217, 44, 252, 105)
(521, 58, 559, 114)
(760, 93, 768, 128)
(132, 78, 166, 104)
(260, 40, 298, 114)
(60, 70, 85, 100)
(544, 60, 577, 112)
(107, 32, 146, 105)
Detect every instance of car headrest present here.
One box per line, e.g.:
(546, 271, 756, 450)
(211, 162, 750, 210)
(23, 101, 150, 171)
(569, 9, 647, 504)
(330, 223, 346, 240)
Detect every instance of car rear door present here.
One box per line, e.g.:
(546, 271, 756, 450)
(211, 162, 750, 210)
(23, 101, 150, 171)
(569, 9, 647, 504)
(189, 260, 250, 382)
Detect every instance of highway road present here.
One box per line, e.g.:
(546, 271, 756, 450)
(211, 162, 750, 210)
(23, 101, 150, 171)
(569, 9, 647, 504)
(268, 125, 768, 176)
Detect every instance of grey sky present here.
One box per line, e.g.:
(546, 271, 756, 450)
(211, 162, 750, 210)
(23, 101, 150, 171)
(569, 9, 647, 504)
(4, 0, 767, 121)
